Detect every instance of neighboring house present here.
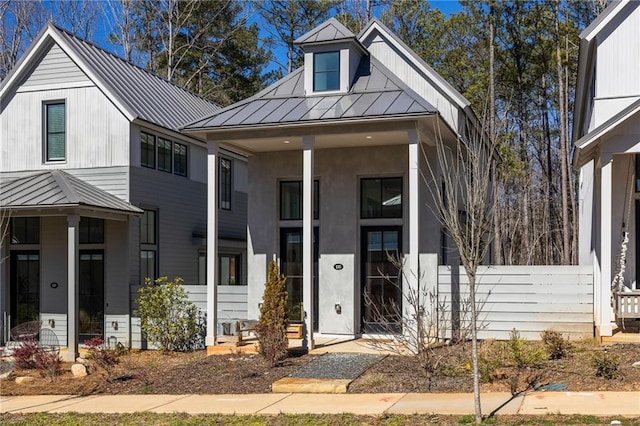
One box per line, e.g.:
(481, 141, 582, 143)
(574, 0, 640, 337)
(184, 18, 485, 348)
(0, 24, 248, 360)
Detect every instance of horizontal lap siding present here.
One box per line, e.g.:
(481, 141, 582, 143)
(437, 266, 594, 340)
(40, 313, 67, 347)
(104, 314, 129, 347)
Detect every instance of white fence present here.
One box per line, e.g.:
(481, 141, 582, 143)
(437, 265, 594, 340)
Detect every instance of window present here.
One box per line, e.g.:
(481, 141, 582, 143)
(140, 210, 157, 284)
(79, 217, 104, 244)
(314, 51, 339, 92)
(220, 158, 232, 210)
(219, 254, 241, 285)
(158, 137, 172, 173)
(45, 101, 65, 162)
(280, 180, 319, 220)
(141, 132, 156, 168)
(361, 177, 402, 218)
(198, 250, 206, 285)
(11, 217, 40, 244)
(174, 143, 187, 177)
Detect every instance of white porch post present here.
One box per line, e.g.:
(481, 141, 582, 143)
(407, 128, 420, 346)
(65, 214, 79, 362)
(599, 153, 613, 337)
(206, 141, 219, 348)
(302, 135, 315, 351)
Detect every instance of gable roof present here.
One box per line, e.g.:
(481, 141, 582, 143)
(294, 17, 356, 45)
(183, 55, 436, 130)
(0, 170, 142, 214)
(0, 23, 220, 131)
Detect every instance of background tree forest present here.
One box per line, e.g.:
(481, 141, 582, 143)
(0, 0, 610, 265)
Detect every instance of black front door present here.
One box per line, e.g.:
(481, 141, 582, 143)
(280, 227, 319, 331)
(79, 250, 104, 342)
(361, 226, 402, 333)
(10, 251, 40, 329)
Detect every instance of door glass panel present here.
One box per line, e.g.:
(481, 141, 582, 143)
(362, 227, 402, 333)
(79, 251, 104, 341)
(10, 251, 40, 328)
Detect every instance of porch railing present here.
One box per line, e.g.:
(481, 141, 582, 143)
(613, 290, 640, 320)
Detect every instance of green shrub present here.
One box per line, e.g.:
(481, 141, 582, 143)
(541, 329, 571, 360)
(507, 329, 546, 368)
(591, 351, 619, 380)
(478, 339, 506, 383)
(257, 261, 289, 366)
(135, 276, 202, 352)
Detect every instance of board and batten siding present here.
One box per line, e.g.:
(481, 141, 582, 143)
(1, 87, 130, 171)
(20, 43, 91, 88)
(363, 35, 459, 133)
(437, 265, 594, 340)
(129, 284, 248, 349)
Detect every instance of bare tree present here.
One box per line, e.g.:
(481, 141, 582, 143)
(0, 0, 47, 80)
(424, 117, 497, 424)
(53, 0, 100, 40)
(103, 0, 138, 62)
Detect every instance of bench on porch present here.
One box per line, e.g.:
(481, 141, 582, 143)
(613, 290, 640, 320)
(4, 321, 60, 355)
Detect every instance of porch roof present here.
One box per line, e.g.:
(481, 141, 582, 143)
(182, 56, 437, 132)
(0, 171, 142, 214)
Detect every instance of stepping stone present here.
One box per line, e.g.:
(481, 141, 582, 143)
(273, 353, 384, 394)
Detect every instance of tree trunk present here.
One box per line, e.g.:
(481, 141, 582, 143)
(469, 272, 482, 423)
(489, 9, 503, 265)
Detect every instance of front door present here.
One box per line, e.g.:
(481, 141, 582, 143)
(10, 251, 40, 329)
(79, 250, 104, 342)
(361, 227, 402, 333)
(280, 227, 319, 331)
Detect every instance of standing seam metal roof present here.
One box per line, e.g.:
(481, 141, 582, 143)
(0, 171, 142, 214)
(184, 55, 437, 130)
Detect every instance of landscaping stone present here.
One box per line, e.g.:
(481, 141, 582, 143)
(76, 357, 90, 366)
(71, 363, 87, 377)
(15, 376, 35, 384)
(632, 361, 640, 368)
(0, 361, 14, 379)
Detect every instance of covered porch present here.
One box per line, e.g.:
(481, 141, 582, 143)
(0, 170, 141, 361)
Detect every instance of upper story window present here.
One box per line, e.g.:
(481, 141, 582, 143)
(140, 209, 157, 284)
(220, 157, 232, 210)
(313, 51, 339, 92)
(361, 177, 402, 219)
(174, 143, 187, 177)
(11, 217, 40, 244)
(44, 101, 66, 162)
(140, 209, 156, 245)
(141, 132, 156, 168)
(280, 180, 319, 220)
(158, 137, 172, 173)
(79, 217, 104, 244)
(140, 130, 188, 177)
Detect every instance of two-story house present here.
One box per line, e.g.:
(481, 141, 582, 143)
(0, 24, 248, 360)
(185, 18, 483, 349)
(574, 0, 640, 337)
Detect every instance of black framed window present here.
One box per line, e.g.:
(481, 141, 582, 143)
(141, 132, 156, 168)
(220, 158, 232, 210)
(361, 177, 402, 218)
(140, 209, 157, 284)
(140, 210, 156, 244)
(174, 142, 187, 177)
(45, 101, 65, 162)
(280, 180, 319, 220)
(10, 217, 40, 244)
(140, 250, 156, 284)
(219, 254, 242, 285)
(313, 51, 339, 91)
(79, 217, 104, 244)
(158, 137, 172, 173)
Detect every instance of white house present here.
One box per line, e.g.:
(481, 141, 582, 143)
(0, 24, 249, 360)
(574, 0, 640, 337)
(184, 18, 488, 348)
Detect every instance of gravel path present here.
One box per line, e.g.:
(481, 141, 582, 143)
(288, 353, 385, 380)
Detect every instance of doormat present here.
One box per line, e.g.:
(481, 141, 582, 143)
(272, 353, 385, 393)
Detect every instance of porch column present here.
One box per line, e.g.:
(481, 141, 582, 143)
(599, 153, 613, 337)
(407, 128, 420, 346)
(206, 141, 219, 349)
(65, 214, 80, 362)
(302, 135, 315, 351)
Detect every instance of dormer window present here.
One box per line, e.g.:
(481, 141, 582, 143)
(313, 51, 339, 92)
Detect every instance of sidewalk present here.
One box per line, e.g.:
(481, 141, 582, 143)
(2, 391, 639, 416)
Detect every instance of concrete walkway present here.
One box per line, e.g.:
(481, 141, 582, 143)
(2, 392, 639, 416)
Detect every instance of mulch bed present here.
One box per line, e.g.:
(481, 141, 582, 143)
(1, 340, 639, 396)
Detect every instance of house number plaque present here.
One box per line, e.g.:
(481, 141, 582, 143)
(333, 264, 343, 270)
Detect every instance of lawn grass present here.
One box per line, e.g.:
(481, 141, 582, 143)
(1, 413, 639, 426)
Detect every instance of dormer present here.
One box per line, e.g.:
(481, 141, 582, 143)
(294, 18, 367, 95)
